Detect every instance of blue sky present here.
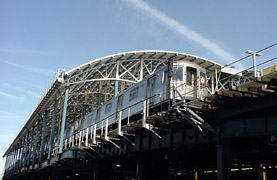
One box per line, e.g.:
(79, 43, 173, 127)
(0, 0, 276, 176)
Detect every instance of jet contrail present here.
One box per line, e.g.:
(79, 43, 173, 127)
(124, 0, 237, 64)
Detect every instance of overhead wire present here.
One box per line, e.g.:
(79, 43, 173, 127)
(220, 57, 277, 82)
(222, 42, 277, 69)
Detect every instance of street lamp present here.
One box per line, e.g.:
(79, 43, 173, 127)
(245, 50, 262, 78)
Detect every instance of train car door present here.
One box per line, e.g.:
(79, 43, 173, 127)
(186, 67, 197, 98)
(172, 65, 184, 99)
(147, 75, 156, 106)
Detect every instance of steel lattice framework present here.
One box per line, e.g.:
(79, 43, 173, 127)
(4, 50, 228, 173)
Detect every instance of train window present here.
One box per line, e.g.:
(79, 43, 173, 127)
(129, 86, 139, 101)
(86, 114, 93, 125)
(105, 102, 112, 114)
(200, 72, 206, 87)
(96, 108, 101, 120)
(186, 67, 196, 85)
(172, 66, 183, 81)
(186, 71, 192, 85)
(117, 95, 124, 109)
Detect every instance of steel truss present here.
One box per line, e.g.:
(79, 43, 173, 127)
(4, 50, 258, 177)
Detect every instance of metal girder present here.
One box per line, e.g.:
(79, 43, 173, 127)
(4, 50, 227, 176)
(48, 100, 57, 160)
(39, 111, 48, 166)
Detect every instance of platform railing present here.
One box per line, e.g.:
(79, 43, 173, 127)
(49, 91, 169, 157)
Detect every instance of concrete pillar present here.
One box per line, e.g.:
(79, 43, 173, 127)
(59, 86, 69, 154)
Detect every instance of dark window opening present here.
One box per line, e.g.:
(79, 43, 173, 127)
(129, 86, 139, 101)
(186, 67, 197, 86)
(105, 102, 112, 114)
(200, 71, 206, 87)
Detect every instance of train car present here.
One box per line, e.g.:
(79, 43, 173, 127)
(64, 59, 209, 143)
(172, 60, 207, 100)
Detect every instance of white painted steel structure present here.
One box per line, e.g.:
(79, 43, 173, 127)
(3, 50, 250, 176)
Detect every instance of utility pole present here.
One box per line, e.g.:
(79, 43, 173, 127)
(245, 50, 262, 78)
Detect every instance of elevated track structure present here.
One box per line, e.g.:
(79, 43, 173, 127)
(3, 50, 277, 180)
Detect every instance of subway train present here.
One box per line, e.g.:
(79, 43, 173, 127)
(61, 59, 208, 148)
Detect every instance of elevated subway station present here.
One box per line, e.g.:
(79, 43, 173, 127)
(3, 50, 277, 180)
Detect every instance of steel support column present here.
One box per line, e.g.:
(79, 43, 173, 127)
(24, 131, 30, 166)
(140, 59, 143, 81)
(115, 61, 120, 97)
(6, 155, 10, 172)
(135, 152, 170, 180)
(8, 154, 11, 170)
(17, 140, 22, 171)
(4, 155, 8, 174)
(14, 145, 19, 171)
(8, 154, 11, 171)
(27, 126, 34, 169)
(97, 93, 102, 107)
(217, 131, 232, 180)
(11, 150, 15, 173)
(40, 110, 48, 166)
(13, 149, 17, 172)
(48, 100, 57, 160)
(21, 135, 26, 168)
(59, 86, 69, 154)
(33, 119, 40, 167)
(8, 152, 11, 173)
(114, 81, 118, 97)
(83, 104, 87, 116)
(13, 148, 17, 172)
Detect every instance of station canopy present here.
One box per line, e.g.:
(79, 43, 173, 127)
(4, 50, 223, 156)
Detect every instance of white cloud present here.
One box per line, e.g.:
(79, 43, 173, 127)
(18, 81, 44, 90)
(0, 109, 26, 122)
(0, 59, 55, 76)
(0, 91, 18, 99)
(0, 47, 43, 55)
(0, 91, 25, 103)
(123, 0, 237, 64)
(1, 83, 40, 99)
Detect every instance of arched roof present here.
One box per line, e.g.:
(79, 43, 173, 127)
(66, 50, 222, 76)
(4, 50, 222, 157)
